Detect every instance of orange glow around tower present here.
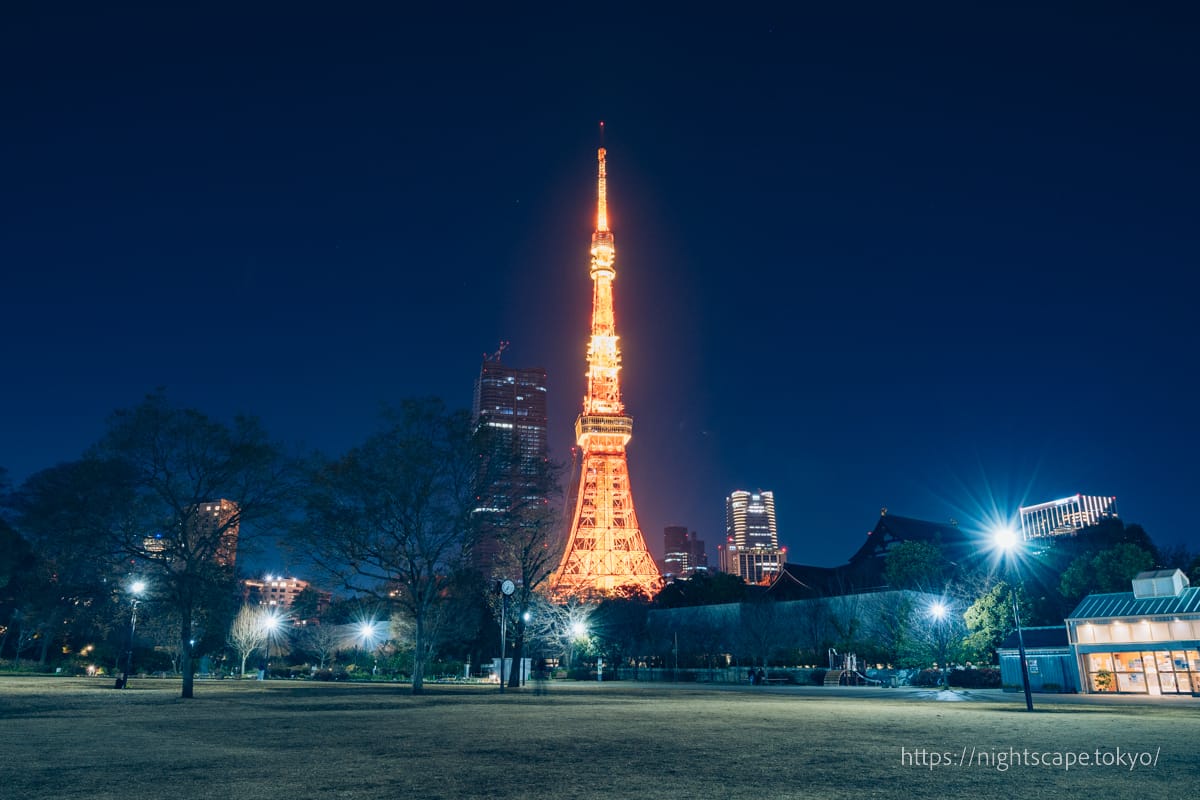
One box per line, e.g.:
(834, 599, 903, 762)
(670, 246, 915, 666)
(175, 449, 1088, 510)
(551, 142, 662, 600)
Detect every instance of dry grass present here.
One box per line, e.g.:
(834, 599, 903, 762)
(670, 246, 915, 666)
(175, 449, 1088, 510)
(0, 678, 1196, 799)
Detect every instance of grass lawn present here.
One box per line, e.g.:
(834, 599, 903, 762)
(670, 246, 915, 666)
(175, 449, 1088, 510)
(0, 677, 1195, 799)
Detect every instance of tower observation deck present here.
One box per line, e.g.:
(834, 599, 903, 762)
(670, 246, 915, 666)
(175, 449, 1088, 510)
(551, 138, 661, 599)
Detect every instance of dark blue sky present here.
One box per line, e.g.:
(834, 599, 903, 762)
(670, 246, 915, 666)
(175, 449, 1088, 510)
(3, 4, 1197, 570)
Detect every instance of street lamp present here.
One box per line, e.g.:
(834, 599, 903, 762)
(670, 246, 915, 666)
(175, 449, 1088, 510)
(356, 620, 380, 678)
(520, 611, 532, 686)
(993, 525, 1034, 712)
(928, 600, 949, 688)
(569, 620, 588, 675)
(259, 611, 282, 679)
(118, 580, 146, 689)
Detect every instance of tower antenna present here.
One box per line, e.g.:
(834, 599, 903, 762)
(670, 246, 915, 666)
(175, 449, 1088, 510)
(551, 137, 660, 600)
(483, 340, 510, 362)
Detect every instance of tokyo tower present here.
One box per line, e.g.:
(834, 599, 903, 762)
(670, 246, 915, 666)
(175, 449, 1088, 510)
(551, 136, 662, 599)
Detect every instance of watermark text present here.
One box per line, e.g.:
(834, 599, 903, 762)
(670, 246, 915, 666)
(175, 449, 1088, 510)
(899, 746, 1161, 772)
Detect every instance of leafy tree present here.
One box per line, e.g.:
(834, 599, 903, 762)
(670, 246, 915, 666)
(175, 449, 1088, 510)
(863, 593, 917, 667)
(591, 595, 650, 671)
(0, 517, 38, 660)
(1044, 518, 1158, 571)
(289, 586, 325, 623)
(1157, 544, 1199, 584)
(883, 541, 948, 590)
(7, 460, 130, 664)
(1187, 555, 1200, 586)
(296, 398, 481, 694)
(963, 581, 1028, 664)
(0, 515, 31, 595)
(1059, 543, 1155, 607)
(895, 597, 967, 673)
(91, 391, 289, 698)
(654, 571, 747, 608)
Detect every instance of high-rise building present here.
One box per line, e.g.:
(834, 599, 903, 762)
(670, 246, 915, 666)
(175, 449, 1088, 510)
(198, 499, 240, 567)
(143, 498, 239, 567)
(1020, 495, 1119, 540)
(471, 350, 549, 574)
(242, 575, 332, 621)
(723, 490, 785, 584)
(551, 138, 661, 599)
(662, 526, 708, 579)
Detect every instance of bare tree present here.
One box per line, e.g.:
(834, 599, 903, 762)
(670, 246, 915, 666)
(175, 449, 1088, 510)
(227, 605, 270, 678)
(737, 597, 789, 668)
(91, 390, 290, 698)
(296, 623, 344, 670)
(527, 595, 593, 669)
(139, 606, 184, 673)
(795, 598, 832, 664)
(827, 593, 867, 654)
(489, 458, 562, 688)
(296, 398, 481, 694)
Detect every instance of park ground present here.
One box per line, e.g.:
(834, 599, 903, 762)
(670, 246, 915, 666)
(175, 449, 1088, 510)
(0, 677, 1196, 799)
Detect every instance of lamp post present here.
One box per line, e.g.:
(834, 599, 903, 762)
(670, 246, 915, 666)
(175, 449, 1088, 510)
(260, 612, 281, 680)
(356, 621, 379, 679)
(118, 580, 146, 689)
(499, 579, 514, 693)
(929, 600, 949, 688)
(994, 526, 1034, 712)
(570, 620, 587, 675)
(521, 611, 531, 687)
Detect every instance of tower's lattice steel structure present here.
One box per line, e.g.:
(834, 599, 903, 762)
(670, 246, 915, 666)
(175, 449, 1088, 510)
(551, 142, 661, 599)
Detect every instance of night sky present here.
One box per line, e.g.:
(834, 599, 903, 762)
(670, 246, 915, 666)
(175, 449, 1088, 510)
(3, 4, 1197, 572)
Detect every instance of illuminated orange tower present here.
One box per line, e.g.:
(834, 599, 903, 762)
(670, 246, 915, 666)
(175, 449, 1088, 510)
(552, 136, 662, 599)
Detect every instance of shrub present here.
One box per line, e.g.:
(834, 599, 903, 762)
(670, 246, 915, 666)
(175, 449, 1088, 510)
(952, 667, 1000, 689)
(429, 660, 463, 678)
(912, 669, 943, 687)
(568, 666, 620, 681)
(809, 669, 827, 686)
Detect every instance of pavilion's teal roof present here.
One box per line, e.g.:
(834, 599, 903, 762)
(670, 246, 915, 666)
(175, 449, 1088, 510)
(1067, 586, 1200, 620)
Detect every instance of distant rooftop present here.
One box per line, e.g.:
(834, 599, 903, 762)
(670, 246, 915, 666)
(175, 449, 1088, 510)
(999, 626, 1070, 650)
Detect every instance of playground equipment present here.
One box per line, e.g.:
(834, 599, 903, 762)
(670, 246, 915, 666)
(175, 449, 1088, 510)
(825, 649, 883, 687)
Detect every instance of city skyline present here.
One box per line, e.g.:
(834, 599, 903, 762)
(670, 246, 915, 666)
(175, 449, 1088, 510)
(3, 5, 1196, 570)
